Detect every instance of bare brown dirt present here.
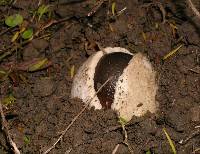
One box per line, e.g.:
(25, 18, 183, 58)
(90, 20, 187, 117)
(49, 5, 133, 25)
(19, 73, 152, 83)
(0, 0, 200, 154)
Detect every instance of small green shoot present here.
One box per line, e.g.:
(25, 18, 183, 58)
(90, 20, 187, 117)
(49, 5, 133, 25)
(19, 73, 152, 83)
(24, 136, 30, 145)
(145, 150, 151, 154)
(5, 14, 23, 27)
(118, 116, 127, 126)
(111, 2, 116, 16)
(22, 28, 33, 39)
(2, 94, 16, 106)
(37, 5, 50, 21)
(163, 128, 177, 154)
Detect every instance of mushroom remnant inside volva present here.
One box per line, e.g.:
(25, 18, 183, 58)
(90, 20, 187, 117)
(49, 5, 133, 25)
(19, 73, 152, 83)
(94, 52, 133, 109)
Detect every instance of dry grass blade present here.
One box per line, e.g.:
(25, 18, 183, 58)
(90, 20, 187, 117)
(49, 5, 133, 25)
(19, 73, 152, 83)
(163, 128, 177, 154)
(162, 44, 183, 60)
(112, 144, 120, 154)
(193, 147, 200, 153)
(87, 0, 105, 17)
(187, 0, 200, 20)
(0, 101, 20, 154)
(42, 77, 113, 154)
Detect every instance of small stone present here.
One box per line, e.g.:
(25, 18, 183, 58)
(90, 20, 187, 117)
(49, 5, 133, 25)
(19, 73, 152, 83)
(32, 39, 49, 51)
(23, 43, 39, 61)
(50, 38, 65, 52)
(35, 122, 48, 135)
(190, 106, 200, 122)
(166, 111, 187, 132)
(32, 78, 56, 97)
(13, 85, 28, 98)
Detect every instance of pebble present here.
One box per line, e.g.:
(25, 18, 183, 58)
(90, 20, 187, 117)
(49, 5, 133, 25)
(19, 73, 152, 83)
(32, 78, 56, 97)
(190, 106, 200, 122)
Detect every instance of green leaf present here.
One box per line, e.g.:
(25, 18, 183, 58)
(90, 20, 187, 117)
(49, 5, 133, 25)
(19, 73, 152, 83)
(5, 14, 23, 27)
(22, 28, 33, 39)
(28, 58, 49, 72)
(37, 5, 50, 21)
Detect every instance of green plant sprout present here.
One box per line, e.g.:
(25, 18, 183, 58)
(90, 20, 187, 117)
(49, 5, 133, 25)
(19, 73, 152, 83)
(24, 136, 31, 145)
(118, 116, 128, 126)
(22, 28, 33, 39)
(37, 4, 50, 21)
(2, 94, 16, 106)
(5, 14, 23, 27)
(146, 150, 151, 154)
(5, 14, 33, 41)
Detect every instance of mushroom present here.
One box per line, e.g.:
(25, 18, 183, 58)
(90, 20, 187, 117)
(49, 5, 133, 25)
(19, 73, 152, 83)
(71, 47, 158, 121)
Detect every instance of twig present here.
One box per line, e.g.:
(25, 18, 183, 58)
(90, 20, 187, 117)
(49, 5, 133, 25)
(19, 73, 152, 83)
(189, 66, 200, 74)
(87, 0, 106, 17)
(112, 144, 120, 154)
(42, 77, 113, 154)
(0, 101, 20, 154)
(179, 129, 200, 144)
(34, 16, 71, 36)
(187, 0, 200, 20)
(0, 40, 30, 62)
(0, 27, 13, 36)
(195, 125, 200, 128)
(193, 147, 200, 153)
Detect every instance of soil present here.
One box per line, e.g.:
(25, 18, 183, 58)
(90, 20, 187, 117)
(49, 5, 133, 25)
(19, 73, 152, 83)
(0, 0, 200, 154)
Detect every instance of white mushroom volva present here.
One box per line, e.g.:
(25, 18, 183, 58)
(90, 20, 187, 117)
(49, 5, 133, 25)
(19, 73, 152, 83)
(71, 47, 158, 121)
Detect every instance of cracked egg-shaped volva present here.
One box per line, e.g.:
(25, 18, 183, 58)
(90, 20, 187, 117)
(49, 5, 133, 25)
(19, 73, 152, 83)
(71, 47, 158, 121)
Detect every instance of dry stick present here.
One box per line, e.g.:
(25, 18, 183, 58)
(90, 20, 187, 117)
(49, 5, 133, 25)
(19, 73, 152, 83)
(179, 129, 200, 144)
(43, 77, 113, 154)
(112, 124, 134, 154)
(187, 0, 200, 19)
(0, 27, 13, 36)
(34, 16, 71, 37)
(0, 102, 20, 154)
(87, 0, 105, 17)
(0, 41, 29, 62)
(112, 144, 120, 154)
(193, 147, 200, 153)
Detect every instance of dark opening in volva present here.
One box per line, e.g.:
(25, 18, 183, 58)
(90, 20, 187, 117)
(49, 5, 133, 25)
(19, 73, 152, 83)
(94, 52, 133, 109)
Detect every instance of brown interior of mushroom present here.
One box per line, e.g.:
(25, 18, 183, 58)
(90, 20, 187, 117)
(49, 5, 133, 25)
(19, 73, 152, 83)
(94, 52, 133, 109)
